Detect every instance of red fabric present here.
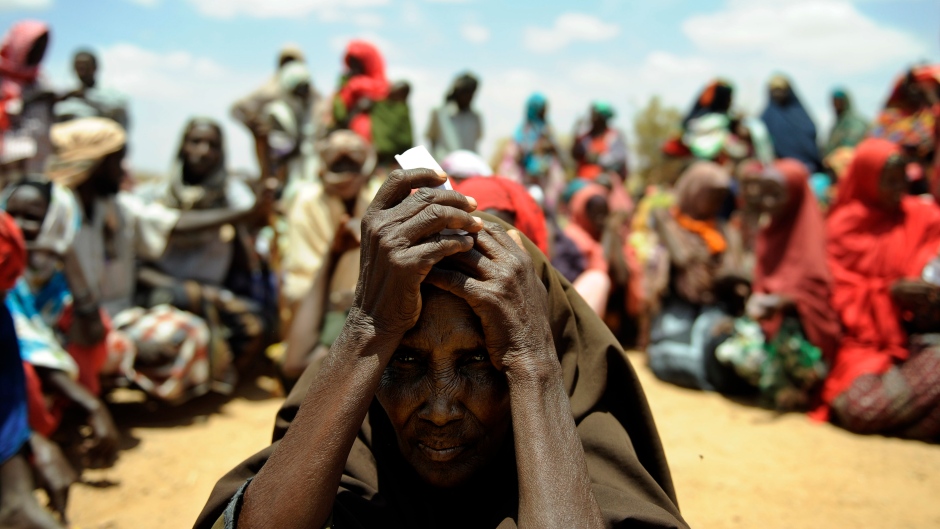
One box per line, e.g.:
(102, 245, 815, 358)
(884, 65, 940, 109)
(753, 159, 841, 360)
(564, 184, 609, 273)
(22, 361, 59, 437)
(454, 177, 549, 254)
(338, 40, 389, 143)
(0, 20, 46, 89)
(661, 136, 692, 158)
(820, 139, 940, 417)
(58, 305, 111, 396)
(0, 211, 26, 291)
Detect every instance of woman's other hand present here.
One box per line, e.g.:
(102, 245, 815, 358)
(350, 168, 482, 343)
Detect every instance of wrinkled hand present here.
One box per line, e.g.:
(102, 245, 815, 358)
(351, 169, 482, 341)
(30, 433, 77, 522)
(426, 222, 555, 376)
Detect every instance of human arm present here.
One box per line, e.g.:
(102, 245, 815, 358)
(427, 224, 604, 529)
(236, 169, 483, 529)
(38, 368, 118, 468)
(28, 432, 77, 522)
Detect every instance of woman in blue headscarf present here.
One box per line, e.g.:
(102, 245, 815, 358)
(760, 75, 822, 172)
(497, 92, 567, 211)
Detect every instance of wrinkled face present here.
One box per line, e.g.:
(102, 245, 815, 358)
(878, 155, 907, 212)
(74, 55, 96, 87)
(5, 185, 47, 242)
(376, 287, 511, 488)
(182, 124, 223, 180)
(322, 155, 368, 201)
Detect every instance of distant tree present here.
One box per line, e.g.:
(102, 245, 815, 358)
(632, 96, 681, 187)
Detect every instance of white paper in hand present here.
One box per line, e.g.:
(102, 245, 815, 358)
(395, 146, 463, 234)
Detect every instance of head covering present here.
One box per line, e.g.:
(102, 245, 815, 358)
(683, 79, 733, 127)
(592, 100, 615, 120)
(445, 72, 479, 103)
(821, 138, 940, 416)
(0, 180, 80, 255)
(0, 211, 26, 291)
(167, 117, 230, 210)
(454, 177, 548, 254)
(278, 61, 311, 93)
(754, 159, 840, 359)
(277, 44, 305, 65)
(46, 117, 126, 189)
(871, 65, 940, 153)
(671, 161, 730, 254)
(195, 212, 685, 529)
(0, 20, 48, 89)
(831, 88, 848, 101)
(316, 129, 377, 176)
(832, 138, 897, 208)
(441, 149, 492, 180)
(760, 75, 821, 172)
(339, 40, 389, 108)
(514, 92, 547, 146)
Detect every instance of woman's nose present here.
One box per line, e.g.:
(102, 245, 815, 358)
(417, 384, 465, 427)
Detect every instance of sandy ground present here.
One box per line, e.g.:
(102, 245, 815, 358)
(66, 353, 940, 529)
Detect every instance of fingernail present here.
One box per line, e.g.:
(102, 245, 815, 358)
(474, 217, 484, 225)
(466, 196, 478, 209)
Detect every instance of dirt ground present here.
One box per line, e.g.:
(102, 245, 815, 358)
(66, 352, 940, 529)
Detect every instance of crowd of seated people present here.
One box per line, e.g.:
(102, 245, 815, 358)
(1, 15, 939, 528)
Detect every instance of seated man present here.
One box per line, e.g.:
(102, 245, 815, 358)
(196, 169, 688, 529)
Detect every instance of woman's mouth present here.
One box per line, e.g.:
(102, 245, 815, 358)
(417, 442, 467, 462)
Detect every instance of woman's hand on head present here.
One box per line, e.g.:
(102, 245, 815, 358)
(350, 168, 482, 342)
(426, 221, 556, 379)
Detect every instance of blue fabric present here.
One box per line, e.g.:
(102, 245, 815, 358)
(760, 91, 822, 172)
(514, 92, 547, 146)
(0, 302, 31, 464)
(5, 272, 71, 368)
(647, 298, 727, 391)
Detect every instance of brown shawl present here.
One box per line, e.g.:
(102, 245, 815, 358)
(193, 213, 687, 529)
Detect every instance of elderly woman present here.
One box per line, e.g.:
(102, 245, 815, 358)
(821, 138, 940, 438)
(196, 169, 687, 529)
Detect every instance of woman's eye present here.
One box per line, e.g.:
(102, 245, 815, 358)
(392, 351, 419, 364)
(467, 352, 489, 363)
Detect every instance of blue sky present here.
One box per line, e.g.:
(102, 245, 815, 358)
(0, 0, 937, 173)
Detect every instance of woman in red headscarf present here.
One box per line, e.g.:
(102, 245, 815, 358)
(822, 138, 940, 439)
(453, 177, 548, 254)
(332, 40, 389, 143)
(0, 20, 53, 172)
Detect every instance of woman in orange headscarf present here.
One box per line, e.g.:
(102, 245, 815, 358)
(820, 138, 940, 439)
(645, 162, 745, 391)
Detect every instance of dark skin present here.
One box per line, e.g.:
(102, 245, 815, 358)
(832, 96, 848, 118)
(239, 169, 603, 529)
(73, 53, 96, 89)
(452, 86, 476, 112)
(181, 124, 223, 183)
(770, 85, 791, 106)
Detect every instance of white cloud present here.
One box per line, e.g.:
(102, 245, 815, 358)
(683, 0, 927, 75)
(123, 0, 160, 7)
(460, 23, 490, 44)
(46, 43, 266, 173)
(523, 13, 620, 53)
(186, 0, 388, 19)
(0, 0, 51, 10)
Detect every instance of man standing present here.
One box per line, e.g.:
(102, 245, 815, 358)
(54, 50, 129, 130)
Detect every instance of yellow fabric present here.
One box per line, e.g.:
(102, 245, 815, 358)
(46, 117, 126, 189)
(281, 178, 381, 304)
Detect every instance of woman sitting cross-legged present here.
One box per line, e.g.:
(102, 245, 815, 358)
(195, 169, 687, 529)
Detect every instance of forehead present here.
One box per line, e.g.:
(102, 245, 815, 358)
(400, 287, 483, 350)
